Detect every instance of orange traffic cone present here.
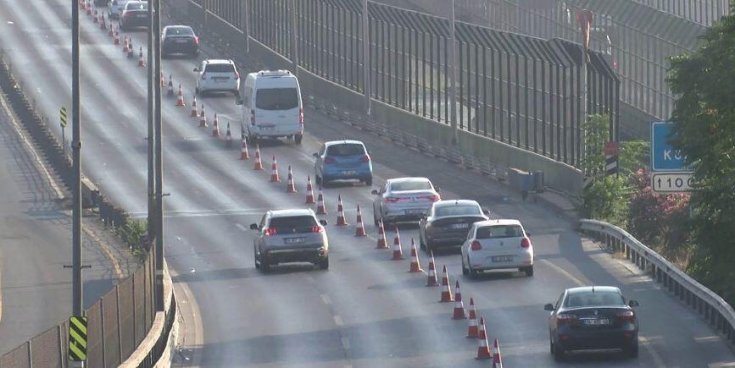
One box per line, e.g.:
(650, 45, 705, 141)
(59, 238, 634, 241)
(100, 14, 106, 30)
(426, 252, 438, 286)
(476, 317, 492, 360)
(355, 205, 366, 236)
(167, 77, 174, 97)
(225, 122, 232, 147)
(408, 238, 422, 272)
(127, 39, 134, 58)
(108, 22, 114, 36)
(466, 297, 478, 338)
(86, 2, 92, 15)
(239, 137, 249, 160)
(492, 339, 503, 368)
(336, 195, 347, 226)
(176, 84, 186, 106)
(452, 280, 466, 319)
(160, 72, 165, 88)
(439, 265, 453, 302)
(190, 95, 198, 117)
(253, 145, 264, 170)
(286, 166, 297, 193)
(376, 220, 388, 249)
(316, 189, 327, 215)
(93, 10, 98, 23)
(269, 156, 280, 182)
(211, 113, 220, 137)
(123, 36, 129, 53)
(391, 227, 404, 260)
(305, 176, 315, 204)
(199, 104, 207, 127)
(138, 47, 145, 67)
(113, 27, 120, 45)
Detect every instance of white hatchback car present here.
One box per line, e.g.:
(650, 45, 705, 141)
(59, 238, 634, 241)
(194, 59, 240, 97)
(461, 219, 534, 278)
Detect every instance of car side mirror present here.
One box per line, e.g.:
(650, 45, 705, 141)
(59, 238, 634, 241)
(526, 232, 531, 236)
(483, 209, 491, 216)
(236, 98, 243, 105)
(319, 219, 328, 226)
(249, 223, 259, 230)
(193, 67, 200, 72)
(628, 300, 639, 307)
(312, 152, 319, 158)
(544, 303, 555, 311)
(371, 189, 379, 195)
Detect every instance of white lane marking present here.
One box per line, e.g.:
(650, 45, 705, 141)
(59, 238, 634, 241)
(126, 208, 272, 219)
(333, 315, 344, 326)
(540, 259, 586, 286)
(320, 293, 332, 306)
(235, 223, 248, 232)
(341, 337, 351, 350)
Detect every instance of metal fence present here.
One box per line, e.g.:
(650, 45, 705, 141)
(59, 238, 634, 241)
(0, 251, 156, 368)
(579, 219, 735, 346)
(629, 0, 731, 27)
(191, 0, 619, 168)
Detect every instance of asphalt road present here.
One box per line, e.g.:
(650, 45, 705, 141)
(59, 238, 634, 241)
(0, 1, 733, 367)
(0, 69, 131, 353)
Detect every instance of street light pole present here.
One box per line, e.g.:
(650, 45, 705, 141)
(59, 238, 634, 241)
(147, 0, 156, 239)
(448, 0, 459, 146)
(153, 0, 165, 312)
(362, 0, 371, 117)
(71, 0, 84, 366)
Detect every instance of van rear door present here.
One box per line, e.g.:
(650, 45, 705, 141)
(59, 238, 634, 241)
(253, 83, 301, 135)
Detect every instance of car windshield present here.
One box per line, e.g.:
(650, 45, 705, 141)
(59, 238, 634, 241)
(435, 205, 481, 217)
(166, 27, 194, 36)
(564, 291, 626, 308)
(204, 63, 235, 73)
(126, 2, 147, 10)
(255, 88, 299, 110)
(391, 180, 432, 191)
(268, 216, 317, 234)
(326, 143, 365, 156)
(475, 225, 523, 239)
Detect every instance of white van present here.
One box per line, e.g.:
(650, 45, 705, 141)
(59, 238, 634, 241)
(237, 70, 304, 144)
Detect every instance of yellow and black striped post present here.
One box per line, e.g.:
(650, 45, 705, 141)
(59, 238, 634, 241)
(68, 315, 87, 362)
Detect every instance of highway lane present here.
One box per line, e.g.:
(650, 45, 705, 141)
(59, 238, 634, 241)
(0, 69, 131, 353)
(1, 1, 733, 366)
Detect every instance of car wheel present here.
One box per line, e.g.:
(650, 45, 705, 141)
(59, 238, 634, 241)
(195, 87, 200, 96)
(373, 213, 379, 227)
(191, 50, 199, 58)
(468, 259, 479, 278)
(247, 133, 258, 145)
(364, 176, 373, 186)
(295, 134, 303, 144)
(254, 248, 260, 270)
(549, 337, 553, 354)
(260, 259, 271, 273)
(315, 174, 322, 186)
(462, 257, 469, 275)
(552, 339, 565, 361)
(419, 235, 426, 250)
(624, 342, 639, 358)
(424, 241, 433, 255)
(317, 257, 329, 270)
(522, 266, 534, 277)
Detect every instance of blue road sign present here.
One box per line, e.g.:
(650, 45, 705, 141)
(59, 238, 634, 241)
(651, 122, 691, 172)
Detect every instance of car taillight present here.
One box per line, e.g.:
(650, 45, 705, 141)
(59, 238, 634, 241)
(299, 108, 304, 124)
(385, 197, 400, 203)
(311, 226, 323, 233)
(471, 240, 482, 251)
(557, 314, 578, 326)
(264, 228, 277, 236)
(193, 36, 199, 44)
(429, 194, 440, 202)
(521, 237, 531, 248)
(360, 154, 371, 163)
(250, 109, 255, 125)
(616, 310, 636, 322)
(324, 157, 336, 164)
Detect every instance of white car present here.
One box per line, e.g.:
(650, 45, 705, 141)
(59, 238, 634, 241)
(194, 59, 240, 97)
(371, 177, 440, 228)
(461, 219, 534, 278)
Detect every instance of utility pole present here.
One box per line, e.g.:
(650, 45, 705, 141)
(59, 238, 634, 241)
(71, 0, 84, 365)
(241, 0, 250, 53)
(290, 0, 299, 76)
(362, 0, 371, 117)
(153, 0, 165, 312)
(147, 0, 156, 238)
(448, 0, 459, 146)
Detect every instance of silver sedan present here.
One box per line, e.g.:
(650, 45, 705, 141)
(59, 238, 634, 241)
(371, 177, 440, 228)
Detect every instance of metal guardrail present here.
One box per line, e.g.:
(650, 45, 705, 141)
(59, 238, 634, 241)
(579, 219, 735, 345)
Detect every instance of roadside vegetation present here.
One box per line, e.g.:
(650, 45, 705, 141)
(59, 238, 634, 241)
(580, 7, 735, 306)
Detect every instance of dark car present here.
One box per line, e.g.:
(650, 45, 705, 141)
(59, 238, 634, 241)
(119, 1, 149, 31)
(419, 199, 489, 254)
(544, 286, 640, 361)
(161, 25, 199, 58)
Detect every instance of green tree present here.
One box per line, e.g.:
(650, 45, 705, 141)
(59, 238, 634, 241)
(667, 7, 735, 301)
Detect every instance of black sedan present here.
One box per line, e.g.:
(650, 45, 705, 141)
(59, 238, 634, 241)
(544, 286, 640, 361)
(161, 25, 199, 58)
(119, 1, 149, 31)
(419, 199, 489, 254)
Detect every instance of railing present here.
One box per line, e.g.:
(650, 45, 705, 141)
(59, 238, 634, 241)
(579, 219, 735, 345)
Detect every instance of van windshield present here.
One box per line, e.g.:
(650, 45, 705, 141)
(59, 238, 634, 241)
(256, 88, 299, 110)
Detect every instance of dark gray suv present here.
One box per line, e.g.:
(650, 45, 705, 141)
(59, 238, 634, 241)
(251, 209, 329, 272)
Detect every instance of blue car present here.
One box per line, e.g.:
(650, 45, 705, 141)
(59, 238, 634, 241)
(313, 140, 373, 186)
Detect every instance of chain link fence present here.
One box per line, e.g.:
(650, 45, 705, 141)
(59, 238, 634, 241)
(190, 0, 619, 168)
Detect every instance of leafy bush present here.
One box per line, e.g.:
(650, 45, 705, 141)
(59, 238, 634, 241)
(116, 219, 147, 249)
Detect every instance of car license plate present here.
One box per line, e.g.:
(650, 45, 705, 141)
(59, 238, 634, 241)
(284, 237, 304, 244)
(451, 223, 469, 229)
(406, 209, 424, 215)
(137, 14, 146, 18)
(341, 170, 356, 175)
(584, 318, 610, 326)
(176, 39, 188, 43)
(491, 255, 513, 262)
(259, 125, 275, 131)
